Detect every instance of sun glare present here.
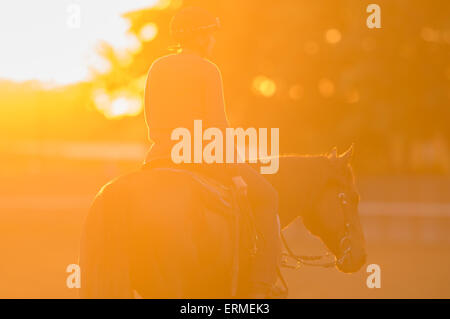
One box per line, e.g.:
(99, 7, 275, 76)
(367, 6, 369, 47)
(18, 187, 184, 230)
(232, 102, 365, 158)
(0, 0, 161, 85)
(252, 76, 277, 98)
(93, 89, 143, 119)
(140, 23, 159, 42)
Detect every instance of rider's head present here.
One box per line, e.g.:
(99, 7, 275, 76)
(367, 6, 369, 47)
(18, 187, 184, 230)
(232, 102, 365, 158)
(170, 6, 220, 57)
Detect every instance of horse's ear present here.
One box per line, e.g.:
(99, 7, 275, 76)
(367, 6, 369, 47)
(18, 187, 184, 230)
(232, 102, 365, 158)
(328, 147, 338, 159)
(339, 144, 354, 163)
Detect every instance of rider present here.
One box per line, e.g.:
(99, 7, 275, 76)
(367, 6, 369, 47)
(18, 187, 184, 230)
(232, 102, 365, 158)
(144, 6, 281, 298)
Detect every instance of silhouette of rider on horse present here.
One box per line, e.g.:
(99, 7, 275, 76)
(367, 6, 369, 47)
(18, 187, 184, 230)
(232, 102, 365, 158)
(143, 6, 281, 298)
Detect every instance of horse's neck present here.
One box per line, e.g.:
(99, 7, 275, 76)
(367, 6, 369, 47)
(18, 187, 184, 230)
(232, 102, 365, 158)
(264, 156, 326, 228)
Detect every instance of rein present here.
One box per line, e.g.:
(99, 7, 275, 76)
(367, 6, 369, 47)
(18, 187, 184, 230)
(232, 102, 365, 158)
(275, 191, 352, 297)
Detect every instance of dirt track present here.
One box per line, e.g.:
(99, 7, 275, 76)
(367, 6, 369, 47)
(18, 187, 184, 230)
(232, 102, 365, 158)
(0, 158, 449, 298)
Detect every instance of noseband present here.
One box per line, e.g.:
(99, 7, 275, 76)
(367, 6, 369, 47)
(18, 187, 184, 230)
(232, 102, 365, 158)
(335, 192, 352, 266)
(275, 190, 353, 297)
(281, 191, 352, 269)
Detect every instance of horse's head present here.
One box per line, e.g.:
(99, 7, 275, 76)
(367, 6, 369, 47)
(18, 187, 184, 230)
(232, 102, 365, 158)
(301, 145, 366, 273)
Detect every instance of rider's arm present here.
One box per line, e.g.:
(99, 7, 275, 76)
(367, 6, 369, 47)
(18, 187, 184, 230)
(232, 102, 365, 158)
(144, 62, 157, 142)
(144, 59, 169, 145)
(204, 61, 244, 176)
(204, 62, 230, 130)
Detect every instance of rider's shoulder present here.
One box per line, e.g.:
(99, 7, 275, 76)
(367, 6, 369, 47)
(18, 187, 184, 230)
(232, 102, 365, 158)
(151, 53, 220, 72)
(202, 59, 221, 76)
(148, 54, 178, 71)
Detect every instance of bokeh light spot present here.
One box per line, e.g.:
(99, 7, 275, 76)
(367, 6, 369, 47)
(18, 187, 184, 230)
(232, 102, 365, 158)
(421, 27, 440, 42)
(325, 28, 342, 44)
(155, 0, 172, 10)
(110, 97, 142, 118)
(252, 76, 277, 98)
(93, 89, 143, 119)
(140, 23, 159, 42)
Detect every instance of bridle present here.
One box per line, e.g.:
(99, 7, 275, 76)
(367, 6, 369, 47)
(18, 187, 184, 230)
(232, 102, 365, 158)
(274, 190, 353, 297)
(281, 190, 352, 268)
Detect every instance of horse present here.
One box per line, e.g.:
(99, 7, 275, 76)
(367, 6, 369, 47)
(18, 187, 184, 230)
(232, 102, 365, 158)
(79, 145, 366, 298)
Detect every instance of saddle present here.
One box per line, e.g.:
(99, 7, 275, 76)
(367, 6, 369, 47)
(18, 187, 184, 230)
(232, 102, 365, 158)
(142, 160, 259, 297)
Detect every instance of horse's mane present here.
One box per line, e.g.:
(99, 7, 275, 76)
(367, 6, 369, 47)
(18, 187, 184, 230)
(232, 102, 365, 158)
(276, 153, 355, 183)
(278, 153, 328, 158)
(255, 153, 328, 160)
(256, 153, 331, 181)
(262, 152, 355, 201)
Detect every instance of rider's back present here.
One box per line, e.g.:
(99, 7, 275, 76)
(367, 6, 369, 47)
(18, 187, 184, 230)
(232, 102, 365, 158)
(145, 52, 229, 162)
